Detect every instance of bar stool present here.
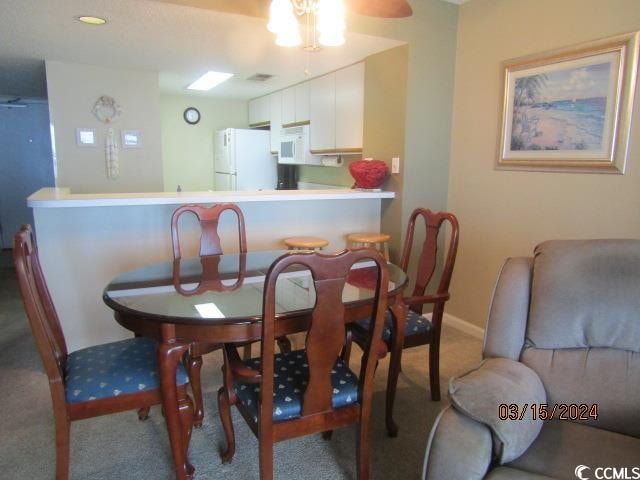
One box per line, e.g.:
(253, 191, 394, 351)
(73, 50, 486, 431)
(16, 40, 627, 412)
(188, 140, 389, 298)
(346, 232, 391, 261)
(284, 236, 329, 251)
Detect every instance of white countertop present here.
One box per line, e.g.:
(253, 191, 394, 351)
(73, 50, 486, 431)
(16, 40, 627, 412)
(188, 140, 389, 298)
(28, 188, 395, 208)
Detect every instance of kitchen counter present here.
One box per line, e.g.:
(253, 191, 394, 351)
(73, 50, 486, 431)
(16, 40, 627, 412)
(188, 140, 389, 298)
(28, 187, 394, 208)
(29, 187, 393, 350)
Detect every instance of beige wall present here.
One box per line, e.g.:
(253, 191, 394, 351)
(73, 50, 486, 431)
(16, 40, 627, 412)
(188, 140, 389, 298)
(161, 94, 248, 192)
(45, 61, 163, 193)
(447, 0, 640, 327)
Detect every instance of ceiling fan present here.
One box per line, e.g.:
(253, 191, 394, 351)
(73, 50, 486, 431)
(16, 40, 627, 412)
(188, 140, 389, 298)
(154, 0, 413, 18)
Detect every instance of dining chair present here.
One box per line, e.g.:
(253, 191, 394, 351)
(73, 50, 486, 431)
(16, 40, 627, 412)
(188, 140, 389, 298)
(217, 248, 389, 480)
(171, 203, 290, 427)
(345, 209, 459, 423)
(13, 225, 194, 480)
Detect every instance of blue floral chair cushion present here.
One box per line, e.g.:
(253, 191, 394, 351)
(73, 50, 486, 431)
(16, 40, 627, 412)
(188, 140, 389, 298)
(234, 350, 359, 423)
(356, 309, 433, 343)
(64, 337, 189, 404)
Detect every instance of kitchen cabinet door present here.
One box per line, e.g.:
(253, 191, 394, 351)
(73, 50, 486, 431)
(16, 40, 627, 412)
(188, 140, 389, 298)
(335, 62, 364, 150)
(249, 96, 270, 126)
(294, 82, 310, 122)
(269, 91, 282, 154)
(282, 87, 296, 125)
(309, 73, 336, 152)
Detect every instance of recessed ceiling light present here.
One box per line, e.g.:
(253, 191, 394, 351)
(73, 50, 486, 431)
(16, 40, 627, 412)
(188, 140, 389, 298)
(187, 71, 234, 91)
(77, 16, 107, 25)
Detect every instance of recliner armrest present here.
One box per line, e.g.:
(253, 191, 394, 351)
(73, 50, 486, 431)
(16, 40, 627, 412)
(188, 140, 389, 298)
(423, 406, 493, 480)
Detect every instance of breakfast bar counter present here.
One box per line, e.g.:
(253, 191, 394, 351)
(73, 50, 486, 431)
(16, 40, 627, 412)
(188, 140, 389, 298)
(28, 187, 394, 350)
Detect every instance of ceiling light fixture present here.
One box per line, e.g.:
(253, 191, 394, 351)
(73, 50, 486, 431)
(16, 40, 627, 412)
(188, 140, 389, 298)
(187, 71, 234, 91)
(268, 0, 346, 51)
(77, 16, 107, 25)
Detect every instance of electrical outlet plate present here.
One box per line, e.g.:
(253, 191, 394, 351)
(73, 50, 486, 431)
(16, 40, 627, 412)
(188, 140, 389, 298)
(392, 157, 400, 174)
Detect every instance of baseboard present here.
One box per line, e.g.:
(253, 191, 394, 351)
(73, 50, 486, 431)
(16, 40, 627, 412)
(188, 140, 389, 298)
(441, 313, 485, 340)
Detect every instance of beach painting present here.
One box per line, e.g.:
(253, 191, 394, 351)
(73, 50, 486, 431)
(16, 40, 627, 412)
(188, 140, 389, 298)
(498, 32, 639, 173)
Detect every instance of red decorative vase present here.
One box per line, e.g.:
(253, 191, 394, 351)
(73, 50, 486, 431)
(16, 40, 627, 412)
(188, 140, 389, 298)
(348, 159, 388, 189)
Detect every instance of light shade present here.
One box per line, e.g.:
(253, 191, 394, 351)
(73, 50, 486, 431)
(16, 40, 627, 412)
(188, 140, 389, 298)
(187, 71, 234, 91)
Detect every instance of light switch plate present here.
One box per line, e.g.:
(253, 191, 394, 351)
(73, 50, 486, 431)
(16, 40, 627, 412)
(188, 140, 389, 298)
(392, 157, 400, 174)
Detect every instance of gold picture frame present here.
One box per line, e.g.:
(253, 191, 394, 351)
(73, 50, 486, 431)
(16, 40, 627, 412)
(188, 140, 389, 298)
(497, 31, 639, 173)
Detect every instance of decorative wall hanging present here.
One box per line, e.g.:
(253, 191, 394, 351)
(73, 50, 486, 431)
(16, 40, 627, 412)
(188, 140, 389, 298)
(92, 95, 122, 123)
(92, 95, 123, 179)
(105, 127, 119, 179)
(497, 31, 639, 174)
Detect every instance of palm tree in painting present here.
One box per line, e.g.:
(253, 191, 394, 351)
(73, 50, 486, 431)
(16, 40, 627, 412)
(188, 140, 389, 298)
(511, 74, 547, 150)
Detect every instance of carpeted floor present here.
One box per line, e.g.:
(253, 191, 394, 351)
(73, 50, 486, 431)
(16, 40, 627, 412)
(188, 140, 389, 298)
(0, 250, 482, 479)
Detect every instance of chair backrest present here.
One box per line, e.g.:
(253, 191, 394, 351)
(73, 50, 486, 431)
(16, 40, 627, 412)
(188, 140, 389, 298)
(171, 203, 247, 259)
(399, 208, 459, 313)
(172, 253, 247, 296)
(13, 225, 67, 386)
(260, 249, 389, 422)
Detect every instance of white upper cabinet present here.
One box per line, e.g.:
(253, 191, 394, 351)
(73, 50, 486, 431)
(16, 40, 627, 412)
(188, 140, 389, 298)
(282, 87, 296, 125)
(248, 96, 270, 126)
(335, 62, 364, 151)
(309, 62, 364, 153)
(294, 82, 310, 123)
(269, 91, 282, 154)
(309, 73, 336, 152)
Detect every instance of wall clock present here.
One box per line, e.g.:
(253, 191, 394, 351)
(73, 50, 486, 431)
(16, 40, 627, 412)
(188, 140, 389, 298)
(183, 107, 201, 125)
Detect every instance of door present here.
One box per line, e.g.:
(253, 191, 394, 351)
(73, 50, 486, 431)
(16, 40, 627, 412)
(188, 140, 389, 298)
(214, 172, 236, 191)
(0, 102, 55, 248)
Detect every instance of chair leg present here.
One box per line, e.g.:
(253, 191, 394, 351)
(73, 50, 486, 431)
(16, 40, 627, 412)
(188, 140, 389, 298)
(187, 354, 204, 427)
(259, 438, 274, 480)
(356, 420, 371, 480)
(429, 341, 441, 401)
(137, 406, 151, 420)
(54, 415, 71, 480)
(276, 335, 292, 353)
(178, 392, 195, 478)
(217, 386, 236, 463)
(321, 430, 333, 440)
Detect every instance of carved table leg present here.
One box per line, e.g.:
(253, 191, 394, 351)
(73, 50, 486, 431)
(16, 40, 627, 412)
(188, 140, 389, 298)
(385, 297, 407, 437)
(187, 352, 204, 427)
(159, 325, 194, 480)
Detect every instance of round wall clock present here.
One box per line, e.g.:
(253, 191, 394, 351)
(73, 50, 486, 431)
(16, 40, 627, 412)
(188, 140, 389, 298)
(183, 107, 201, 125)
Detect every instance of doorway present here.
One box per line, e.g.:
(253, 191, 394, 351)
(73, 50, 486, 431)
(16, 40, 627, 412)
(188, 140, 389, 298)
(0, 100, 55, 248)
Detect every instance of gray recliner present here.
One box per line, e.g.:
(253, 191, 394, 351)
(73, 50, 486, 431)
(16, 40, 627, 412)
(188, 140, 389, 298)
(423, 240, 640, 480)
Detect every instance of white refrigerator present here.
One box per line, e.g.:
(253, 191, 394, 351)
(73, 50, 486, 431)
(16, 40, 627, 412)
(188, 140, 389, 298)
(214, 128, 277, 191)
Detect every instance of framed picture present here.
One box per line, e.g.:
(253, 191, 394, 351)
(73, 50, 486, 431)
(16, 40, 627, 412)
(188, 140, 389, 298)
(121, 130, 142, 148)
(498, 31, 639, 173)
(76, 128, 96, 147)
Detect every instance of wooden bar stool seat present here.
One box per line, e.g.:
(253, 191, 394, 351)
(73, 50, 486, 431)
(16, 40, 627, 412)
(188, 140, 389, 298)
(284, 236, 329, 250)
(347, 232, 391, 261)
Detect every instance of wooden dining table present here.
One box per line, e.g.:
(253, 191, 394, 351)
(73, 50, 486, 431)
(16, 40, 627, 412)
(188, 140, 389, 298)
(103, 250, 408, 480)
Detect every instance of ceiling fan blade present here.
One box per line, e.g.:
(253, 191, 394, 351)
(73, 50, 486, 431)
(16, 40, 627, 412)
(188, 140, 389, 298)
(347, 0, 413, 18)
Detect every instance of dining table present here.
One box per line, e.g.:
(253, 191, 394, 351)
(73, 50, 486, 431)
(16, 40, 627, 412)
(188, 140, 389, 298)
(103, 250, 408, 480)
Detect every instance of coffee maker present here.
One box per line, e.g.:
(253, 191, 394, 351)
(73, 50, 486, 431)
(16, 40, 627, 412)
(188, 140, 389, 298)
(277, 164, 298, 190)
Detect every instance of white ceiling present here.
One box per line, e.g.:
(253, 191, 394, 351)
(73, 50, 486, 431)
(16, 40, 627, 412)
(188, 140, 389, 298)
(0, 0, 408, 100)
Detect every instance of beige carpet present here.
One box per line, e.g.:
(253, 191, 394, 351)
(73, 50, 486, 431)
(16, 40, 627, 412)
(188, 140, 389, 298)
(0, 252, 482, 479)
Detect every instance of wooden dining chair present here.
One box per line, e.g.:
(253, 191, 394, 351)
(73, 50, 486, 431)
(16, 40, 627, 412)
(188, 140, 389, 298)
(13, 225, 194, 480)
(217, 249, 389, 480)
(345, 209, 459, 422)
(171, 203, 290, 427)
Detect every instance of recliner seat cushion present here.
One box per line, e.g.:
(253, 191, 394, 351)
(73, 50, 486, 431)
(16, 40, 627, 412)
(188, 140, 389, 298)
(506, 419, 640, 479)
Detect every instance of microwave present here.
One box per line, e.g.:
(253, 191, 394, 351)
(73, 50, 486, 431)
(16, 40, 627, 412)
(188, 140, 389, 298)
(278, 125, 321, 165)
